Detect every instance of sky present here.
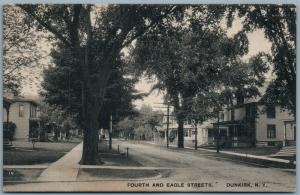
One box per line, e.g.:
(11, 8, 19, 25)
(18, 12, 272, 112)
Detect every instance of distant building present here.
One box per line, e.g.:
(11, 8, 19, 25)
(156, 114, 211, 148)
(213, 102, 295, 147)
(3, 96, 40, 140)
(156, 96, 296, 148)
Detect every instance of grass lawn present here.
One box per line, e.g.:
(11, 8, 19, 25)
(96, 140, 142, 166)
(3, 168, 45, 182)
(4, 140, 81, 165)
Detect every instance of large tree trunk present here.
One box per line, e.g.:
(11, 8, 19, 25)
(177, 118, 184, 148)
(79, 5, 104, 165)
(81, 98, 100, 164)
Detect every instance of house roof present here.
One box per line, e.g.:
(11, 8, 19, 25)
(229, 81, 272, 109)
(3, 97, 13, 104)
(3, 96, 40, 106)
(12, 98, 40, 106)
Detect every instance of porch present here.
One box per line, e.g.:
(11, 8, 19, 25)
(211, 120, 256, 148)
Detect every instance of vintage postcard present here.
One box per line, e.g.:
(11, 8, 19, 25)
(2, 3, 296, 192)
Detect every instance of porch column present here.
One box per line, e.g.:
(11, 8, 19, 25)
(5, 104, 10, 124)
(283, 122, 287, 147)
(164, 129, 167, 142)
(6, 107, 10, 124)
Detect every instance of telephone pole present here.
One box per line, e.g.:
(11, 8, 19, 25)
(109, 114, 112, 150)
(216, 115, 220, 153)
(153, 102, 172, 149)
(166, 102, 170, 148)
(194, 122, 198, 150)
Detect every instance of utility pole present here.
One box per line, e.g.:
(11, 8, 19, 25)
(109, 114, 112, 150)
(216, 115, 220, 153)
(194, 122, 198, 150)
(153, 101, 173, 149)
(166, 102, 170, 148)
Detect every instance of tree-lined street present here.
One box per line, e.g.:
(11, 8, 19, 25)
(3, 139, 295, 192)
(3, 4, 296, 192)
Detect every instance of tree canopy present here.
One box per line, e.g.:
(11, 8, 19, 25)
(224, 4, 296, 116)
(131, 8, 269, 147)
(20, 4, 185, 164)
(3, 5, 45, 94)
(41, 45, 140, 130)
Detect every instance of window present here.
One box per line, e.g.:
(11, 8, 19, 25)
(266, 106, 276, 118)
(185, 130, 189, 137)
(19, 104, 24, 117)
(231, 109, 235, 121)
(220, 113, 224, 121)
(208, 128, 215, 137)
(30, 105, 37, 118)
(246, 104, 257, 120)
(185, 129, 191, 137)
(267, 125, 276, 138)
(246, 105, 254, 119)
(236, 94, 244, 105)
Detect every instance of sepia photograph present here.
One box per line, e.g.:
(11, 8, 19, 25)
(2, 3, 296, 192)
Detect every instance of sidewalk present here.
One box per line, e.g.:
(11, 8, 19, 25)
(196, 147, 296, 164)
(37, 142, 82, 182)
(151, 142, 296, 168)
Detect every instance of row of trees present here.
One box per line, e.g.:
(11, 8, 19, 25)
(4, 4, 296, 164)
(130, 5, 296, 148)
(131, 6, 270, 148)
(115, 104, 162, 140)
(38, 104, 80, 141)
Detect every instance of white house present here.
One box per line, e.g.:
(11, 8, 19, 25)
(155, 101, 295, 148)
(155, 113, 214, 148)
(3, 96, 40, 140)
(213, 102, 296, 147)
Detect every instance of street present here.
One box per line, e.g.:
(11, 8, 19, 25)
(115, 140, 296, 192)
(4, 140, 296, 192)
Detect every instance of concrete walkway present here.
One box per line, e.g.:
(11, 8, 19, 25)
(37, 142, 83, 182)
(151, 142, 296, 165)
(196, 147, 296, 165)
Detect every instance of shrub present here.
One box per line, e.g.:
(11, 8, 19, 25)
(3, 122, 16, 141)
